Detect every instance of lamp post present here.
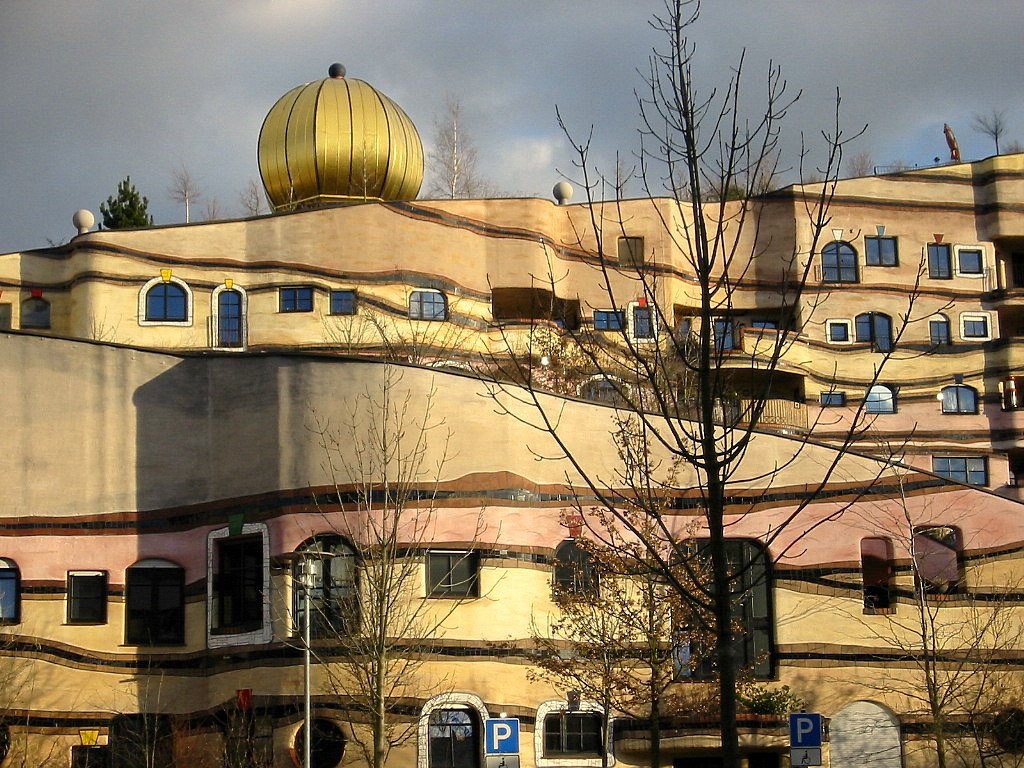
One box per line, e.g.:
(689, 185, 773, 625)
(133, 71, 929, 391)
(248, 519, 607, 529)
(299, 555, 313, 768)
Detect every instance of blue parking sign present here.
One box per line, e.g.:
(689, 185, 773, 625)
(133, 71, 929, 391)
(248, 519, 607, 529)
(789, 713, 822, 748)
(485, 718, 520, 754)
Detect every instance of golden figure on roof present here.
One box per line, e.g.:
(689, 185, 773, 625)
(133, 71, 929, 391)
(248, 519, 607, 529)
(258, 63, 424, 210)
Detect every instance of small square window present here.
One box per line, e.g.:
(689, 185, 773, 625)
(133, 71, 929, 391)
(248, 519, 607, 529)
(820, 391, 847, 407)
(427, 551, 479, 597)
(865, 236, 898, 266)
(67, 572, 107, 624)
(957, 248, 984, 276)
(330, 290, 356, 315)
(618, 236, 644, 266)
(593, 309, 625, 331)
(827, 320, 851, 343)
(961, 314, 990, 339)
(409, 290, 447, 321)
(928, 243, 953, 279)
(280, 287, 314, 313)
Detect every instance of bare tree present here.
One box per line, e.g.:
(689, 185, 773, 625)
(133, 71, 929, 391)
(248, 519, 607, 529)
(974, 110, 1009, 155)
(167, 164, 202, 223)
(482, 2, 890, 766)
(300, 365, 491, 768)
(846, 150, 876, 177)
(239, 179, 267, 216)
(425, 95, 493, 199)
(201, 198, 222, 222)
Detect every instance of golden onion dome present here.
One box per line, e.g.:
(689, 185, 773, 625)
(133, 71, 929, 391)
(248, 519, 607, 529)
(258, 64, 423, 210)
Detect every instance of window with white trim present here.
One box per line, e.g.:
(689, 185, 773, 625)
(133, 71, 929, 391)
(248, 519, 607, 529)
(955, 246, 985, 276)
(827, 319, 852, 344)
(627, 301, 656, 341)
(207, 522, 271, 647)
(138, 276, 193, 326)
(865, 384, 896, 414)
(960, 312, 991, 340)
(0, 558, 20, 624)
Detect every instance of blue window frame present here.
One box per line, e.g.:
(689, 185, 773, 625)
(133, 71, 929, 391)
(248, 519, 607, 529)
(593, 309, 625, 331)
(330, 290, 356, 315)
(280, 287, 313, 313)
(146, 283, 187, 322)
(821, 242, 858, 283)
(820, 391, 847, 407)
(409, 290, 447, 321)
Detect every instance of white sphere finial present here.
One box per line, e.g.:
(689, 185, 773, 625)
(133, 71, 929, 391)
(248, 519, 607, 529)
(73, 209, 95, 235)
(552, 181, 573, 205)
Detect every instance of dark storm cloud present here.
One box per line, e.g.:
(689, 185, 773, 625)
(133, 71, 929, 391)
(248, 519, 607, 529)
(1, 1, 1021, 252)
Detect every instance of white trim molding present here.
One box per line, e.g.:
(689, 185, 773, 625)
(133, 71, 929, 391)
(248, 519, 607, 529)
(138, 275, 194, 327)
(206, 521, 272, 648)
(535, 699, 614, 768)
(417, 692, 489, 768)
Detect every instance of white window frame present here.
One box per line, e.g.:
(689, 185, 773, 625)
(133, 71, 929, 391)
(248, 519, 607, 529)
(138, 275, 194, 327)
(826, 318, 853, 344)
(206, 522, 272, 648)
(408, 288, 448, 321)
(211, 283, 248, 350)
(535, 699, 614, 768)
(417, 692, 489, 768)
(953, 244, 986, 278)
(626, 301, 657, 343)
(959, 312, 993, 341)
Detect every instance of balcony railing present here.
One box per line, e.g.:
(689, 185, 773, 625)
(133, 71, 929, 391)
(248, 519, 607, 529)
(677, 398, 807, 433)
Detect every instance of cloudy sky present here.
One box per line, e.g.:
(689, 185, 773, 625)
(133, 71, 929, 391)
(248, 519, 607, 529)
(1, 1, 1021, 253)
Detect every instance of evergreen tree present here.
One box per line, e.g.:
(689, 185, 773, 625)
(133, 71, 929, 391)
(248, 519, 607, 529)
(100, 176, 153, 229)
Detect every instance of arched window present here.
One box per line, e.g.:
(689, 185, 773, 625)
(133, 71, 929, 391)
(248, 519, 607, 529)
(409, 290, 447, 321)
(865, 384, 896, 414)
(855, 312, 893, 352)
(578, 376, 627, 406)
(0, 558, 20, 624)
(821, 241, 858, 283)
(940, 385, 978, 414)
(125, 559, 185, 645)
(213, 286, 245, 348)
(429, 708, 480, 768)
(293, 537, 359, 638)
(20, 297, 50, 329)
(139, 276, 192, 325)
(553, 539, 597, 595)
(930, 314, 952, 346)
(146, 282, 188, 321)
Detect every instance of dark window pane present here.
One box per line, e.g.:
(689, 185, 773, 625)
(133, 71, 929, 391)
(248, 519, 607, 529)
(861, 538, 893, 610)
(593, 310, 624, 331)
(21, 298, 50, 329)
(820, 392, 846, 407)
(822, 242, 858, 282)
(928, 243, 952, 279)
(828, 322, 849, 342)
(427, 552, 479, 597)
(0, 569, 19, 622)
(618, 236, 644, 266)
(930, 318, 951, 345)
(855, 313, 893, 352)
(553, 540, 597, 594)
(865, 236, 898, 266)
(632, 306, 654, 339)
(330, 290, 356, 315)
(865, 385, 895, 414)
(217, 290, 243, 347)
(280, 287, 314, 312)
(932, 456, 987, 486)
(428, 709, 478, 768)
(913, 526, 961, 593)
(68, 573, 107, 624)
(713, 319, 734, 350)
(962, 316, 989, 338)
(544, 713, 603, 756)
(126, 566, 184, 645)
(940, 385, 977, 414)
(216, 537, 264, 632)
(294, 538, 359, 638)
(145, 283, 187, 322)
(958, 248, 983, 275)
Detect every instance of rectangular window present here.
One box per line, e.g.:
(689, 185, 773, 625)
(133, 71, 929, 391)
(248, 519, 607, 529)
(861, 538, 893, 611)
(618, 236, 644, 266)
(928, 243, 953, 279)
(329, 290, 356, 315)
(427, 551, 479, 598)
(820, 391, 847, 407)
(932, 456, 987, 486)
(631, 305, 655, 340)
(126, 566, 185, 645)
(409, 290, 447, 321)
(961, 313, 990, 339)
(0, 567, 19, 623)
(215, 536, 264, 633)
(827, 320, 851, 343)
(913, 526, 961, 594)
(593, 309, 625, 331)
(67, 571, 107, 624)
(279, 286, 314, 313)
(0, 304, 11, 330)
(713, 318, 735, 351)
(930, 318, 951, 345)
(865, 236, 898, 266)
(750, 319, 778, 332)
(544, 712, 603, 756)
(71, 745, 111, 768)
(957, 247, 984, 276)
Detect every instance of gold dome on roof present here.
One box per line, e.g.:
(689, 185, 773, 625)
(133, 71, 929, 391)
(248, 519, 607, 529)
(258, 64, 423, 210)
